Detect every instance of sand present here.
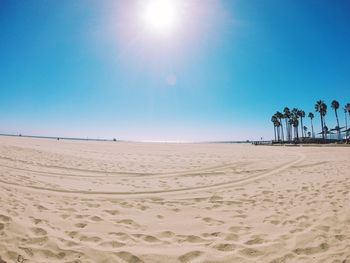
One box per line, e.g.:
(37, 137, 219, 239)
(0, 136, 349, 263)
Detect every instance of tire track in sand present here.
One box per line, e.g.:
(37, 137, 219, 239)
(0, 153, 305, 197)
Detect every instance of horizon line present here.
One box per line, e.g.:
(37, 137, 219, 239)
(0, 133, 257, 144)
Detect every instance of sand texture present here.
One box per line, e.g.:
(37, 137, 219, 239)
(0, 137, 349, 262)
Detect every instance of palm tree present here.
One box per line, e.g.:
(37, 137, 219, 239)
(298, 110, 305, 138)
(346, 103, 350, 116)
(276, 120, 281, 142)
(283, 107, 291, 141)
(291, 108, 300, 141)
(315, 100, 327, 140)
(345, 103, 350, 140)
(275, 111, 284, 142)
(308, 112, 315, 138)
(292, 118, 299, 141)
(331, 100, 340, 140)
(271, 115, 278, 141)
(288, 118, 294, 141)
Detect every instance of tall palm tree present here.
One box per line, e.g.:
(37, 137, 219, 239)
(292, 118, 299, 141)
(275, 111, 284, 142)
(271, 115, 278, 141)
(276, 120, 281, 142)
(272, 114, 281, 142)
(345, 103, 350, 140)
(315, 100, 327, 140)
(308, 112, 315, 138)
(283, 107, 291, 141)
(344, 108, 348, 141)
(288, 118, 294, 141)
(298, 110, 305, 138)
(331, 100, 340, 140)
(291, 108, 300, 141)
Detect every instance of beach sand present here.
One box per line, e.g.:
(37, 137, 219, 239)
(0, 136, 349, 262)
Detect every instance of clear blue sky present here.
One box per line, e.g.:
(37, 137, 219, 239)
(0, 0, 349, 141)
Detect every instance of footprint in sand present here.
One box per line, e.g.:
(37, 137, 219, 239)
(99, 240, 125, 248)
(104, 209, 119, 215)
(293, 243, 329, 255)
(75, 214, 87, 219)
(0, 215, 11, 222)
(66, 231, 79, 239)
(80, 235, 101, 242)
(202, 217, 224, 226)
(31, 227, 47, 236)
(157, 231, 175, 239)
(115, 251, 144, 263)
(87, 203, 100, 208)
(316, 225, 330, 232)
(239, 248, 264, 257)
(108, 232, 133, 242)
(60, 214, 70, 219)
(229, 225, 251, 233)
(245, 236, 265, 245)
(334, 235, 346, 241)
(224, 233, 239, 241)
(35, 205, 49, 212)
(178, 251, 204, 263)
(75, 223, 87, 228)
(201, 232, 221, 238)
(178, 235, 207, 244)
(30, 217, 44, 225)
(270, 253, 295, 263)
(213, 243, 236, 252)
(90, 216, 103, 222)
(117, 219, 140, 228)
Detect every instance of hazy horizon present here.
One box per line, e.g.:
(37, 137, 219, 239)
(1, 0, 349, 141)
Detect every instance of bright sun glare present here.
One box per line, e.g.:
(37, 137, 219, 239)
(142, 0, 178, 33)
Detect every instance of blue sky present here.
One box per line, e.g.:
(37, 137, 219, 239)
(0, 0, 349, 141)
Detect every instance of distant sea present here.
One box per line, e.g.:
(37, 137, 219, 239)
(0, 133, 253, 144)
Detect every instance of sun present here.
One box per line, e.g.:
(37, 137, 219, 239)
(142, 0, 179, 33)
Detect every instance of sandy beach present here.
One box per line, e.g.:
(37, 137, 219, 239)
(0, 136, 349, 263)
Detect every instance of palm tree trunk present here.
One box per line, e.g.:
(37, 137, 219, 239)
(296, 126, 299, 141)
(285, 119, 289, 141)
(279, 119, 284, 142)
(293, 127, 295, 140)
(320, 114, 324, 140)
(348, 112, 350, 141)
(345, 113, 348, 141)
(292, 126, 295, 140)
(335, 109, 340, 140)
(311, 119, 314, 138)
(273, 126, 277, 141)
(300, 117, 304, 138)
